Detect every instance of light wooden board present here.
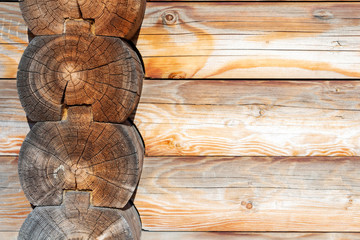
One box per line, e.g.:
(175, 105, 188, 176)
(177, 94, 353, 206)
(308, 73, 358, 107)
(2, 3, 360, 79)
(3, 79, 360, 156)
(0, 156, 31, 232)
(136, 156, 360, 231)
(141, 232, 360, 240)
(3, 155, 360, 231)
(3, 232, 360, 240)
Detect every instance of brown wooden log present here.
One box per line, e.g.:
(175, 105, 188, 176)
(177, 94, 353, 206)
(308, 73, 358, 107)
(17, 25, 143, 123)
(18, 191, 141, 240)
(18, 106, 144, 209)
(19, 0, 146, 39)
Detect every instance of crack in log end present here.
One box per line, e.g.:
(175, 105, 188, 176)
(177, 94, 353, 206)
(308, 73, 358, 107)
(20, 0, 146, 39)
(64, 19, 94, 35)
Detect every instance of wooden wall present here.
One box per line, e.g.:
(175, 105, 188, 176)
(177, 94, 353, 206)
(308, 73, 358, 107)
(2, 0, 360, 238)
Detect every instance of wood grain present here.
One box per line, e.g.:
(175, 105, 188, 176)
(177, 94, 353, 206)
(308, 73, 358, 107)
(141, 232, 360, 240)
(0, 156, 31, 232)
(17, 31, 143, 123)
(2, 3, 360, 79)
(19, 0, 146, 39)
(6, 231, 360, 240)
(3, 79, 360, 156)
(18, 106, 144, 208)
(18, 191, 141, 240)
(139, 2, 360, 79)
(4, 155, 360, 231)
(136, 156, 360, 231)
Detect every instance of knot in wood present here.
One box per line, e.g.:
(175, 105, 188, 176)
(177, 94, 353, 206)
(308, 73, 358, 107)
(162, 11, 178, 25)
(313, 9, 334, 20)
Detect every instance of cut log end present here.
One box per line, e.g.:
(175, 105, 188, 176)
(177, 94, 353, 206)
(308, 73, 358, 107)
(18, 106, 144, 208)
(17, 34, 143, 123)
(18, 191, 141, 240)
(19, 0, 146, 39)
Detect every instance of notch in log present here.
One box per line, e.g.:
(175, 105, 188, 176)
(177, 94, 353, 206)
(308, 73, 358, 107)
(18, 191, 141, 240)
(19, 0, 146, 39)
(17, 25, 143, 123)
(18, 106, 144, 209)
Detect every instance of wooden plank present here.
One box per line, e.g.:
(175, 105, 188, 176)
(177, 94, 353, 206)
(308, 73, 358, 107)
(5, 232, 360, 240)
(2, 3, 360, 79)
(0, 2, 27, 79)
(140, 2, 360, 79)
(142, 232, 360, 240)
(0, 156, 31, 232)
(3, 79, 360, 156)
(3, 155, 360, 231)
(136, 156, 360, 231)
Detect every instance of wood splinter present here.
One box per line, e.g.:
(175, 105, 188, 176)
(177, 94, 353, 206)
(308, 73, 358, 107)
(18, 106, 144, 209)
(18, 191, 141, 240)
(17, 20, 143, 123)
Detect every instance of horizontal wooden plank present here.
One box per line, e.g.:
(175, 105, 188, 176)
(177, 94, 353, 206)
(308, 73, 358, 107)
(2, 3, 360, 79)
(3, 79, 360, 156)
(0, 156, 31, 232)
(139, 2, 360, 79)
(136, 156, 360, 231)
(142, 232, 360, 240)
(0, 232, 18, 240)
(3, 155, 360, 231)
(5, 232, 360, 240)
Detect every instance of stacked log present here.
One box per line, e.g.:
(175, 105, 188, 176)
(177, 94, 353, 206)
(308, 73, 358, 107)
(16, 0, 146, 239)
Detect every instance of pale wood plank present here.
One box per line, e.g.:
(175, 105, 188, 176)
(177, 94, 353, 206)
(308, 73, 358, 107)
(4, 155, 360, 231)
(136, 156, 360, 231)
(139, 2, 360, 79)
(142, 232, 360, 240)
(2, 3, 360, 79)
(0, 156, 31, 231)
(6, 231, 360, 240)
(3, 79, 360, 156)
(0, 232, 17, 240)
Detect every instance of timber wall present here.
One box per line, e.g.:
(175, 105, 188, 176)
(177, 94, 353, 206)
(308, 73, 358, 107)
(2, 0, 360, 239)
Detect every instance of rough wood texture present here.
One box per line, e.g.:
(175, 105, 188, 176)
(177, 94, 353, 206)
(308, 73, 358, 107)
(0, 156, 31, 232)
(141, 232, 360, 240)
(0, 3, 27, 79)
(17, 29, 143, 123)
(5, 155, 360, 232)
(139, 2, 360, 79)
(19, 0, 146, 39)
(135, 80, 360, 156)
(5, 231, 360, 240)
(2, 3, 360, 79)
(18, 191, 141, 240)
(4, 80, 360, 156)
(18, 106, 144, 208)
(136, 156, 360, 231)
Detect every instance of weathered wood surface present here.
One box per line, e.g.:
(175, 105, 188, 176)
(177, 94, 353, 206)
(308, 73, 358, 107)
(18, 191, 141, 240)
(19, 0, 146, 39)
(18, 106, 144, 208)
(4, 232, 360, 240)
(18, 30, 143, 123)
(141, 232, 360, 240)
(0, 156, 31, 232)
(2, 3, 360, 79)
(136, 156, 360, 231)
(4, 155, 360, 231)
(3, 79, 360, 156)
